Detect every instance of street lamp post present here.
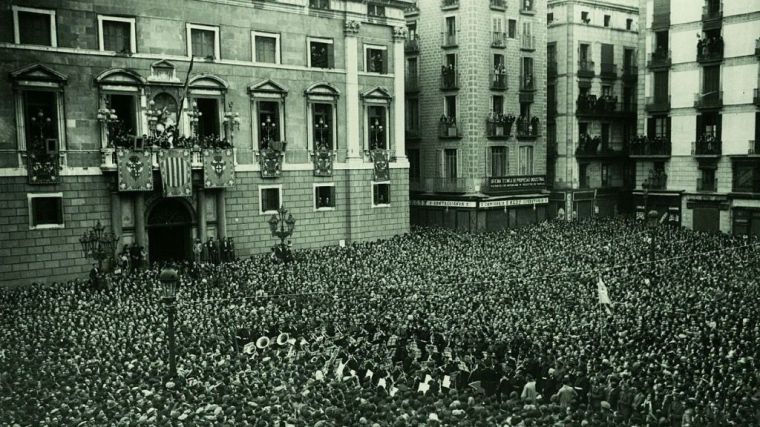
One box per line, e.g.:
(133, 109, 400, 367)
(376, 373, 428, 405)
(268, 205, 296, 263)
(79, 220, 119, 271)
(159, 268, 179, 378)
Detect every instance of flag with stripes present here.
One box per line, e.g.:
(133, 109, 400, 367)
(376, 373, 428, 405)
(159, 149, 192, 197)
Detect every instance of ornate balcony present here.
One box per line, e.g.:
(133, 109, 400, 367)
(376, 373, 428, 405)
(701, 3, 722, 30)
(438, 116, 462, 139)
(516, 116, 540, 139)
(490, 70, 508, 90)
(697, 177, 718, 192)
(405, 34, 420, 54)
(600, 63, 618, 80)
(441, 0, 458, 9)
(440, 67, 459, 90)
(630, 136, 671, 158)
(490, 0, 507, 10)
(578, 60, 595, 78)
(645, 95, 671, 113)
(486, 113, 515, 139)
(576, 94, 636, 119)
(492, 32, 507, 48)
(692, 135, 722, 158)
(622, 65, 638, 82)
(696, 37, 724, 63)
(694, 91, 723, 110)
(647, 49, 671, 69)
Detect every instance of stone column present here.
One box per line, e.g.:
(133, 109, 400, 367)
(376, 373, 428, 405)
(196, 189, 207, 241)
(392, 27, 407, 161)
(216, 190, 227, 239)
(134, 193, 146, 252)
(344, 20, 361, 160)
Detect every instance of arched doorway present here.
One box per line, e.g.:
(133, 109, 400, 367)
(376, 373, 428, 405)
(147, 198, 193, 264)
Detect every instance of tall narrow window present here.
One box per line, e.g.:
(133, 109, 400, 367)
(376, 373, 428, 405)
(368, 106, 387, 150)
(195, 98, 220, 138)
(444, 149, 457, 178)
(579, 43, 590, 62)
(258, 101, 281, 149)
(508, 19, 517, 38)
(445, 95, 457, 120)
(519, 146, 534, 175)
(312, 103, 333, 149)
(604, 15, 611, 27)
(445, 16, 456, 46)
(408, 149, 420, 179)
(23, 91, 59, 149)
(365, 46, 387, 74)
(405, 98, 419, 135)
(521, 57, 534, 90)
(491, 146, 508, 177)
(654, 71, 668, 103)
(655, 31, 669, 52)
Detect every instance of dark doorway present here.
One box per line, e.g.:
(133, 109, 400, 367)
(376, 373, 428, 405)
(147, 198, 193, 264)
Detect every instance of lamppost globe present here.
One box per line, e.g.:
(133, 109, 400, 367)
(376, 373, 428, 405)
(647, 210, 660, 228)
(159, 268, 179, 302)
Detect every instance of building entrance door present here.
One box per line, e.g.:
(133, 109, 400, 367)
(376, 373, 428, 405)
(147, 198, 193, 264)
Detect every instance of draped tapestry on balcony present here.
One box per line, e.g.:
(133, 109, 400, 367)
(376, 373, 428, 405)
(158, 149, 192, 197)
(369, 148, 390, 181)
(117, 148, 154, 191)
(202, 148, 235, 188)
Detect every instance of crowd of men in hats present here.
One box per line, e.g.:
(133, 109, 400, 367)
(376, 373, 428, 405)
(1, 218, 759, 426)
(194, 237, 236, 265)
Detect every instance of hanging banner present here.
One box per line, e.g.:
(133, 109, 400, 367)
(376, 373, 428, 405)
(370, 149, 390, 182)
(117, 149, 153, 192)
(203, 148, 235, 188)
(158, 149, 192, 197)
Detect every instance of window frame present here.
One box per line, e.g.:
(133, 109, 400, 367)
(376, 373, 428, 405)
(252, 98, 286, 150)
(191, 95, 224, 139)
(186, 23, 220, 61)
(27, 192, 64, 230)
(97, 15, 136, 53)
(12, 6, 57, 47)
(313, 183, 337, 211)
(363, 44, 388, 74)
(252, 31, 281, 65)
(371, 182, 391, 208)
(16, 86, 67, 154)
(308, 102, 337, 151)
(307, 37, 335, 69)
(259, 184, 283, 215)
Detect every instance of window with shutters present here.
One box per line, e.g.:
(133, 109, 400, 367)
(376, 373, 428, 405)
(519, 146, 534, 175)
(28, 193, 64, 230)
(601, 44, 614, 70)
(365, 45, 388, 74)
(309, 38, 334, 68)
(490, 146, 508, 177)
(648, 116, 670, 139)
(314, 184, 336, 210)
(13, 7, 56, 47)
(444, 149, 458, 178)
(701, 65, 720, 97)
(259, 186, 282, 215)
(98, 16, 135, 53)
(187, 24, 219, 60)
(253, 32, 280, 64)
(508, 19, 517, 38)
(444, 16, 457, 46)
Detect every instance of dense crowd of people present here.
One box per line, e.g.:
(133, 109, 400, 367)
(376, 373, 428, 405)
(1, 218, 759, 426)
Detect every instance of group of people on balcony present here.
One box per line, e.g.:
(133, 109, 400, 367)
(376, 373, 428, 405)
(577, 133, 607, 155)
(441, 64, 457, 88)
(644, 167, 668, 190)
(577, 93, 619, 114)
(631, 135, 670, 155)
(697, 33, 724, 59)
(492, 64, 507, 88)
(516, 115, 540, 136)
(106, 122, 233, 151)
(486, 112, 516, 136)
(697, 132, 721, 155)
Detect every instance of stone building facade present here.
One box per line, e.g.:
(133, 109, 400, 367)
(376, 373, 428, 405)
(405, 0, 548, 232)
(635, 0, 760, 234)
(0, 0, 412, 286)
(547, 0, 639, 220)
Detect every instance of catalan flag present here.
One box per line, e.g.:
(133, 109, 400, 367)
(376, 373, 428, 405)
(159, 150, 192, 197)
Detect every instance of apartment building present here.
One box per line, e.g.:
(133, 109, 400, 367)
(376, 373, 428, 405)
(547, 0, 639, 219)
(635, 0, 760, 234)
(0, 0, 412, 285)
(405, 0, 548, 232)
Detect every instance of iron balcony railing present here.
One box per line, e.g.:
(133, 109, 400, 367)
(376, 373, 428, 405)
(694, 91, 723, 109)
(600, 63, 618, 79)
(697, 37, 724, 62)
(576, 135, 627, 157)
(492, 32, 507, 48)
(520, 73, 535, 91)
(645, 95, 671, 113)
(486, 115, 515, 138)
(516, 116, 540, 138)
(693, 136, 722, 156)
(630, 136, 671, 156)
(440, 67, 459, 90)
(490, 70, 508, 90)
(647, 49, 671, 68)
(697, 177, 718, 192)
(576, 95, 636, 117)
(405, 34, 420, 53)
(578, 60, 595, 78)
(438, 118, 462, 138)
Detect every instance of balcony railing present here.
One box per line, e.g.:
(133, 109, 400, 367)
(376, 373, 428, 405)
(309, 0, 330, 10)
(647, 49, 671, 69)
(697, 177, 718, 192)
(754, 89, 760, 107)
(490, 70, 508, 90)
(623, 65, 638, 81)
(578, 60, 595, 78)
(490, 0, 507, 10)
(694, 91, 723, 110)
(405, 34, 420, 53)
(576, 135, 627, 158)
(441, 0, 459, 9)
(630, 136, 671, 157)
(697, 37, 724, 62)
(645, 95, 671, 113)
(548, 61, 558, 79)
(516, 116, 540, 138)
(442, 32, 457, 47)
(438, 117, 462, 138)
(521, 34, 535, 51)
(520, 74, 535, 91)
(600, 63, 618, 80)
(440, 67, 459, 90)
(486, 114, 515, 138)
(576, 95, 636, 118)
(693, 135, 722, 157)
(492, 32, 507, 48)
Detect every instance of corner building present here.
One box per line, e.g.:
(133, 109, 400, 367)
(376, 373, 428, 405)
(405, 0, 549, 232)
(547, 0, 639, 220)
(0, 0, 412, 286)
(635, 0, 760, 233)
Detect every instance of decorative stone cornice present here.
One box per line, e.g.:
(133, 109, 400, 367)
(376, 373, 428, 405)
(392, 26, 408, 41)
(344, 20, 361, 36)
